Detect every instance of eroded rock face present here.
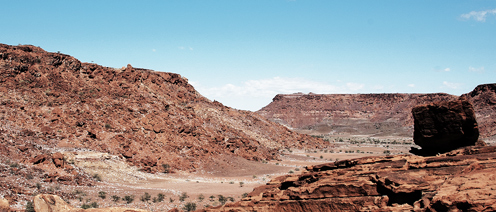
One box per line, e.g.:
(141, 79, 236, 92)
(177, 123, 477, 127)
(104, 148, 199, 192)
(0, 43, 325, 175)
(258, 85, 496, 139)
(412, 98, 479, 155)
(201, 146, 496, 212)
(257, 93, 458, 137)
(33, 194, 150, 212)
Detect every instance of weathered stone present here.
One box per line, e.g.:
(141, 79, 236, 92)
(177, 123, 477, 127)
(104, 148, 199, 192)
(201, 146, 496, 212)
(0, 198, 9, 212)
(412, 98, 479, 155)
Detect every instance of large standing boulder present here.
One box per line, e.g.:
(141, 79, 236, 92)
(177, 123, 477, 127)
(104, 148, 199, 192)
(411, 98, 479, 155)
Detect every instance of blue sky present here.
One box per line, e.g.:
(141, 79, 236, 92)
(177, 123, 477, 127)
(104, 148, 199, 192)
(1, 1, 495, 111)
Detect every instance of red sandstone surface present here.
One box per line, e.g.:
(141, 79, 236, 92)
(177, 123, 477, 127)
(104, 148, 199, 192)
(203, 145, 496, 211)
(0, 44, 325, 206)
(258, 87, 496, 139)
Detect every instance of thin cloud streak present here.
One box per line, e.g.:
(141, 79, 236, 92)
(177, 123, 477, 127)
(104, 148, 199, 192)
(461, 9, 496, 22)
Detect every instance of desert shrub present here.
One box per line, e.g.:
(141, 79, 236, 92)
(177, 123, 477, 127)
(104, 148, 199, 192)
(90, 202, 98, 208)
(229, 181, 234, 184)
(179, 192, 188, 202)
(157, 193, 165, 202)
(169, 197, 174, 203)
(105, 123, 111, 129)
(239, 182, 244, 187)
(241, 193, 248, 198)
(123, 195, 134, 204)
(81, 204, 91, 209)
(162, 164, 170, 173)
(289, 170, 294, 174)
(26, 201, 35, 212)
(198, 194, 205, 202)
(36, 183, 42, 190)
(228, 197, 235, 202)
(218, 195, 227, 205)
(111, 195, 120, 202)
(92, 173, 101, 182)
(183, 202, 197, 212)
(295, 168, 300, 171)
(209, 195, 215, 201)
(320, 155, 323, 159)
(9, 162, 19, 168)
(98, 191, 106, 199)
(140, 192, 151, 202)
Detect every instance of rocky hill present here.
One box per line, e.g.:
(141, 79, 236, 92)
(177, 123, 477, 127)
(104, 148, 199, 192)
(257, 86, 496, 139)
(0, 43, 325, 175)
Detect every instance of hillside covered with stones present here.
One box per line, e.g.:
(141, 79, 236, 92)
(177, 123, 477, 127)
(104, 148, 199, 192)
(258, 85, 496, 139)
(0, 44, 325, 182)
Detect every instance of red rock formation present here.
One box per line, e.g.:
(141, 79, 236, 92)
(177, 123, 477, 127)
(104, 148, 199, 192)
(0, 43, 324, 176)
(201, 146, 496, 212)
(258, 93, 458, 136)
(412, 98, 479, 155)
(258, 85, 496, 138)
(462, 83, 496, 139)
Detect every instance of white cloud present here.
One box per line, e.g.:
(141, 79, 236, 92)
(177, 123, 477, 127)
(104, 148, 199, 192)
(443, 68, 450, 72)
(469, 66, 485, 73)
(461, 9, 496, 22)
(178, 46, 194, 51)
(442, 81, 463, 89)
(152, 49, 156, 52)
(408, 84, 415, 88)
(193, 77, 366, 111)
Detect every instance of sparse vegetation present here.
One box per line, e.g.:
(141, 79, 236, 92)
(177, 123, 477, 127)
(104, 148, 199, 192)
(157, 193, 165, 202)
(96, 191, 105, 199)
(123, 195, 134, 204)
(179, 192, 188, 202)
(198, 194, 205, 202)
(92, 173, 102, 182)
(218, 195, 227, 205)
(140, 192, 151, 202)
(26, 201, 35, 212)
(162, 164, 170, 173)
(239, 181, 244, 187)
(112, 195, 120, 202)
(183, 202, 197, 212)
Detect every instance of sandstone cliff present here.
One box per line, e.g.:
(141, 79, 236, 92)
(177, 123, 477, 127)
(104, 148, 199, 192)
(258, 86, 496, 138)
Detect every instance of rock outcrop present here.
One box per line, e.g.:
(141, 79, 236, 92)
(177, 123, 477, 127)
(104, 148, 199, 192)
(412, 98, 479, 155)
(257, 93, 458, 137)
(33, 194, 149, 212)
(461, 83, 496, 139)
(258, 85, 496, 138)
(0, 43, 324, 175)
(201, 145, 496, 212)
(0, 43, 325, 206)
(0, 198, 10, 212)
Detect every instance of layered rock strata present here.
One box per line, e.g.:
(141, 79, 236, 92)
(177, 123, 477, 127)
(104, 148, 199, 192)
(202, 145, 496, 211)
(258, 85, 496, 138)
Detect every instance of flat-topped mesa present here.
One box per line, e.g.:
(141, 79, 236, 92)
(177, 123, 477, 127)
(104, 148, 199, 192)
(258, 92, 458, 137)
(411, 98, 480, 155)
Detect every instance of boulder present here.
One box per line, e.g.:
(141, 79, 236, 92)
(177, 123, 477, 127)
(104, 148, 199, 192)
(0, 198, 10, 212)
(412, 98, 479, 155)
